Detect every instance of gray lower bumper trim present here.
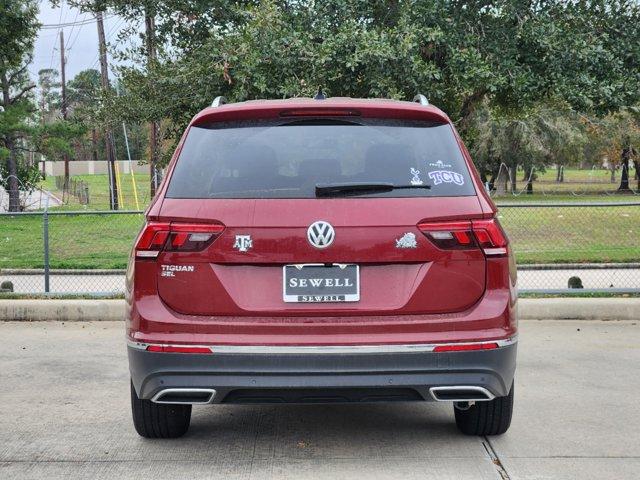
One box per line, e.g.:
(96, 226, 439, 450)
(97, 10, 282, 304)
(129, 343, 517, 403)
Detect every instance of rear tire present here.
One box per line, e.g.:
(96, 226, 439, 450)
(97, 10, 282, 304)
(130, 381, 192, 438)
(454, 383, 514, 436)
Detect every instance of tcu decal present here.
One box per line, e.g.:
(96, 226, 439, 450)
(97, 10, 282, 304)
(428, 170, 464, 186)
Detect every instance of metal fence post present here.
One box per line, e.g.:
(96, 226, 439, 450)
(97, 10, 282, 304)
(43, 201, 50, 293)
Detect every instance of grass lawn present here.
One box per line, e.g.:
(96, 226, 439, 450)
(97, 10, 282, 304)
(1, 203, 638, 269)
(497, 204, 639, 264)
(41, 173, 152, 211)
(491, 166, 638, 196)
(0, 213, 143, 269)
(1, 170, 634, 269)
(38, 171, 639, 211)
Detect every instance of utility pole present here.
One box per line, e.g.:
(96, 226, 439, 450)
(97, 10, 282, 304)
(145, 11, 160, 196)
(96, 10, 119, 210)
(60, 30, 69, 186)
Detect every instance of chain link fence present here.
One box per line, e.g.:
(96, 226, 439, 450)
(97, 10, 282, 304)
(0, 202, 638, 296)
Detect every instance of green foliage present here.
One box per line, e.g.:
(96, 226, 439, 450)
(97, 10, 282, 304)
(1, 1, 86, 210)
(104, 0, 640, 169)
(0, 153, 41, 191)
(37, 68, 61, 115)
(66, 69, 101, 120)
(469, 101, 588, 190)
(0, 0, 39, 70)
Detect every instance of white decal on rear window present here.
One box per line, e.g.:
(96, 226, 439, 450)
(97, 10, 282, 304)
(410, 168, 423, 186)
(428, 170, 465, 186)
(428, 160, 452, 168)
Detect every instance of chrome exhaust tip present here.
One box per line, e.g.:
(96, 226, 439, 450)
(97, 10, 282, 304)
(151, 388, 216, 405)
(429, 386, 494, 402)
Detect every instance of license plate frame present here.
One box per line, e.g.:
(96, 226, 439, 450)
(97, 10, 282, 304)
(282, 263, 360, 303)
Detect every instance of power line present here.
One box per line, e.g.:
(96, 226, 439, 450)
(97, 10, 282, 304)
(65, 8, 81, 50)
(66, 14, 90, 52)
(87, 17, 124, 70)
(40, 15, 115, 29)
(57, 0, 65, 30)
(48, 31, 58, 70)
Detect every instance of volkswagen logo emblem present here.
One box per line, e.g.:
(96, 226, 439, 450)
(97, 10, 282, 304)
(307, 221, 335, 249)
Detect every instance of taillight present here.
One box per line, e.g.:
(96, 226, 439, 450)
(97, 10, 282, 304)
(417, 218, 508, 257)
(135, 222, 225, 258)
(471, 218, 509, 256)
(417, 221, 474, 250)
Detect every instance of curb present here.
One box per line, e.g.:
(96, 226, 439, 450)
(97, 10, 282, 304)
(0, 298, 638, 322)
(518, 298, 639, 321)
(0, 299, 124, 322)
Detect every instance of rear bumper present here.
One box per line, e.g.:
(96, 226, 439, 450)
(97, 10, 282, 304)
(128, 340, 517, 403)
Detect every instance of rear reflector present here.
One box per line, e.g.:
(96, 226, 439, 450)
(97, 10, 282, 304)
(418, 218, 509, 256)
(146, 345, 212, 354)
(432, 342, 499, 352)
(135, 222, 225, 257)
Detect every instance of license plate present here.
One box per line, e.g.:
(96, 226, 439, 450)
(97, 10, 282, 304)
(283, 264, 360, 303)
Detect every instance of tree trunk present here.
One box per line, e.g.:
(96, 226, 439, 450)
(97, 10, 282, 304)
(91, 129, 98, 162)
(145, 11, 159, 197)
(5, 137, 21, 212)
(525, 166, 534, 194)
(634, 159, 639, 191)
(96, 10, 119, 210)
(509, 165, 517, 193)
(1, 72, 20, 212)
(618, 147, 631, 191)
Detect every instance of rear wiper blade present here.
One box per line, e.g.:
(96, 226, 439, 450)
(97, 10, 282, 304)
(315, 182, 431, 197)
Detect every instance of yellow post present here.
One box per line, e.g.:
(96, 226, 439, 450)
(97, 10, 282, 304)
(130, 168, 140, 211)
(114, 162, 124, 208)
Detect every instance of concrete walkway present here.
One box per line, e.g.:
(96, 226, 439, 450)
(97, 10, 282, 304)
(0, 319, 639, 479)
(0, 186, 62, 211)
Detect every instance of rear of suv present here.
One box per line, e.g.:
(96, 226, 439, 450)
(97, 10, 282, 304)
(126, 94, 517, 438)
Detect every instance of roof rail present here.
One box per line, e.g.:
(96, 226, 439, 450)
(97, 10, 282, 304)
(413, 94, 429, 106)
(313, 86, 326, 100)
(211, 96, 227, 107)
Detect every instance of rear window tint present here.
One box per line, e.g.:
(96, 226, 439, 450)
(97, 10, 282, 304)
(166, 119, 476, 199)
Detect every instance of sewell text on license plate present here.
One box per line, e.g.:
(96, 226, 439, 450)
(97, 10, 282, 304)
(283, 264, 360, 303)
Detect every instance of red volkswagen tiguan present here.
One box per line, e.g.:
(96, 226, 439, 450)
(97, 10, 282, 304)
(126, 94, 517, 438)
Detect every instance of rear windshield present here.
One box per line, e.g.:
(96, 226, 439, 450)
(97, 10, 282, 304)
(166, 119, 476, 199)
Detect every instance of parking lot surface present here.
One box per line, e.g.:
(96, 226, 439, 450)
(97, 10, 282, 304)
(0, 319, 638, 480)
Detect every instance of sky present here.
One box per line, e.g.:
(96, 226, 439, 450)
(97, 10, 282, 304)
(30, 1, 130, 82)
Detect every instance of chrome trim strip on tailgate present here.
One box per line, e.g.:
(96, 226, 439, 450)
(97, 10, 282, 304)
(127, 335, 517, 354)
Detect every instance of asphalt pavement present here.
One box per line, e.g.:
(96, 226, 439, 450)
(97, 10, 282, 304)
(0, 319, 638, 479)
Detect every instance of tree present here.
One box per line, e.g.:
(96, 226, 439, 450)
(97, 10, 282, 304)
(67, 68, 102, 162)
(103, 0, 640, 173)
(0, 0, 39, 211)
(37, 68, 61, 123)
(587, 109, 640, 191)
(1, 1, 86, 211)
